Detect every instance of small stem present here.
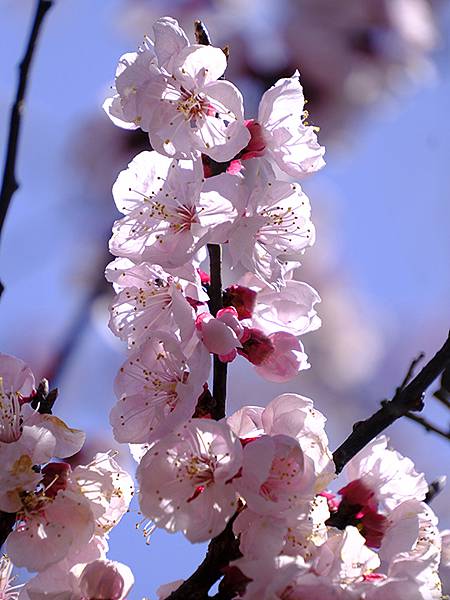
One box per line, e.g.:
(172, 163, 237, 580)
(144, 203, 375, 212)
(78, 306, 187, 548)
(425, 476, 447, 504)
(207, 243, 223, 317)
(333, 332, 450, 474)
(0, 0, 53, 296)
(405, 412, 450, 442)
(207, 243, 228, 420)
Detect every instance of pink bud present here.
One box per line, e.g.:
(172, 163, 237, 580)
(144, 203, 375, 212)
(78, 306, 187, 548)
(255, 332, 309, 382)
(239, 120, 267, 160)
(238, 328, 274, 366)
(79, 559, 134, 600)
(223, 285, 257, 320)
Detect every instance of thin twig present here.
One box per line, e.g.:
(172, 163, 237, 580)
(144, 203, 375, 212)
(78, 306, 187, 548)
(333, 332, 450, 474)
(405, 412, 450, 442)
(194, 20, 212, 45)
(398, 352, 425, 389)
(425, 476, 447, 504)
(0, 0, 53, 296)
(0, 1, 53, 548)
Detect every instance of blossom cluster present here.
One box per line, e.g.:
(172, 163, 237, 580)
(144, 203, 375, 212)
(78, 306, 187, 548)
(99, 16, 450, 599)
(0, 353, 135, 599)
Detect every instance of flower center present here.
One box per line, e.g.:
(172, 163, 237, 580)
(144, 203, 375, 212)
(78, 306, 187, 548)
(177, 87, 209, 121)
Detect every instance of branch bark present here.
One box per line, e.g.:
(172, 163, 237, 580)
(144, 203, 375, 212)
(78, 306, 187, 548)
(333, 332, 450, 474)
(0, 0, 53, 295)
(207, 243, 228, 420)
(166, 513, 242, 600)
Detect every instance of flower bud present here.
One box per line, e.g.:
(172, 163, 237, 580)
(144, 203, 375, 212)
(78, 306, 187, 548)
(79, 559, 134, 600)
(223, 285, 257, 320)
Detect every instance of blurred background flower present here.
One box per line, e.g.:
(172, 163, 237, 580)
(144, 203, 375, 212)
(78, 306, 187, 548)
(0, 1, 449, 597)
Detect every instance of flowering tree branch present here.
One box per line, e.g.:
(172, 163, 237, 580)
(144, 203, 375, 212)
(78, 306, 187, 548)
(333, 332, 450, 474)
(0, 0, 53, 297)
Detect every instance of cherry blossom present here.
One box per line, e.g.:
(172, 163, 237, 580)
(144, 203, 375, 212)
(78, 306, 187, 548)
(110, 151, 236, 267)
(106, 258, 206, 347)
(111, 333, 210, 443)
(254, 331, 309, 382)
(6, 467, 97, 572)
(146, 44, 250, 161)
(195, 306, 245, 362)
(0, 353, 35, 443)
(239, 272, 321, 337)
(240, 71, 325, 178)
(72, 452, 134, 536)
(103, 37, 159, 131)
(223, 161, 315, 288)
(79, 559, 134, 600)
(229, 393, 335, 492)
(137, 419, 243, 542)
(342, 435, 428, 511)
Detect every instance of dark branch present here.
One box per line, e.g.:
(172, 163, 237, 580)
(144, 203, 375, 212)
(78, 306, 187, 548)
(0, 0, 53, 295)
(166, 514, 242, 600)
(405, 412, 450, 442)
(194, 20, 212, 45)
(0, 511, 16, 550)
(333, 333, 450, 474)
(207, 243, 228, 420)
(425, 476, 447, 504)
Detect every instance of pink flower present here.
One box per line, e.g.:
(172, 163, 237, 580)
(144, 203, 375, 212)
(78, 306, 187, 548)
(110, 151, 236, 267)
(237, 434, 319, 517)
(196, 307, 245, 362)
(255, 331, 309, 382)
(73, 453, 134, 537)
(137, 419, 243, 542)
(106, 259, 206, 347)
(228, 394, 335, 494)
(238, 328, 275, 366)
(146, 44, 250, 161)
(6, 467, 96, 572)
(102, 38, 159, 131)
(223, 284, 257, 320)
(240, 273, 321, 337)
(79, 559, 134, 600)
(0, 352, 35, 443)
(244, 72, 326, 178)
(110, 333, 210, 444)
(343, 436, 428, 512)
(224, 161, 315, 288)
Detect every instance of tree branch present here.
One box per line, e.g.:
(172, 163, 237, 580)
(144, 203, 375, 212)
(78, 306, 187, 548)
(404, 412, 450, 442)
(0, 0, 53, 295)
(166, 513, 242, 600)
(207, 243, 228, 420)
(333, 332, 450, 474)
